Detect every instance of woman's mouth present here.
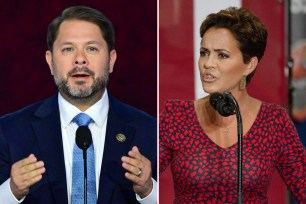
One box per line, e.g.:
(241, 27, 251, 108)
(202, 73, 216, 82)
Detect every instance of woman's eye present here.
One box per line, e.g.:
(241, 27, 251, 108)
(218, 53, 229, 59)
(200, 50, 208, 57)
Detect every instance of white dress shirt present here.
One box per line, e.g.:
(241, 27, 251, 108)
(59, 90, 108, 203)
(0, 90, 157, 203)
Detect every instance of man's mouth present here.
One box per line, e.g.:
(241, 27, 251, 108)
(72, 73, 90, 78)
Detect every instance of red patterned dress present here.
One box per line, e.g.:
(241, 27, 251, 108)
(159, 100, 306, 204)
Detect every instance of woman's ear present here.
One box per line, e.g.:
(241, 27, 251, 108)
(244, 56, 258, 75)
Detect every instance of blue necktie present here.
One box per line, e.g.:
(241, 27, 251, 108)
(71, 113, 97, 204)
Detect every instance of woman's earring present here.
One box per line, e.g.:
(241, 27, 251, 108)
(239, 75, 246, 90)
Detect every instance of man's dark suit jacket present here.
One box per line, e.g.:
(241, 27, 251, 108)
(0, 93, 157, 204)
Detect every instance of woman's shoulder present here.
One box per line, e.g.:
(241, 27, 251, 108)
(259, 102, 291, 121)
(261, 102, 288, 114)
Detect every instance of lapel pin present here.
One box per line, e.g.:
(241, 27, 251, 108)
(116, 133, 126, 142)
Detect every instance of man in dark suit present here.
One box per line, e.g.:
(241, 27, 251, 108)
(0, 6, 157, 203)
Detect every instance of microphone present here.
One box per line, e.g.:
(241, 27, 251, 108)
(76, 126, 92, 152)
(209, 92, 236, 117)
(75, 126, 92, 204)
(209, 92, 243, 204)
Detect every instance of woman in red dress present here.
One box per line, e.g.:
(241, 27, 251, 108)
(159, 7, 306, 204)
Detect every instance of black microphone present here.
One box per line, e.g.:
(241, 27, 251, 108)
(209, 92, 236, 117)
(75, 126, 92, 204)
(209, 92, 243, 204)
(76, 126, 92, 152)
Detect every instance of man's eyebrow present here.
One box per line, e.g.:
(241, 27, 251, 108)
(59, 41, 102, 46)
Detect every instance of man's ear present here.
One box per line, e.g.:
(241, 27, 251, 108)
(108, 49, 117, 73)
(45, 50, 54, 75)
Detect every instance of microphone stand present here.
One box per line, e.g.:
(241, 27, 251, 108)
(83, 150, 88, 204)
(210, 92, 243, 203)
(223, 92, 243, 204)
(76, 126, 92, 204)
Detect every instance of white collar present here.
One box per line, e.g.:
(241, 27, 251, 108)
(58, 89, 109, 128)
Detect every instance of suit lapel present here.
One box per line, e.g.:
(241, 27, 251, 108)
(32, 95, 68, 204)
(97, 96, 136, 204)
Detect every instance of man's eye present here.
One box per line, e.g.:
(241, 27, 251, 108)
(87, 47, 98, 52)
(62, 47, 73, 52)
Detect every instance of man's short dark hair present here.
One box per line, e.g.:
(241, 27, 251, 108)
(47, 6, 115, 52)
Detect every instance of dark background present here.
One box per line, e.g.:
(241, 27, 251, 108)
(0, 0, 157, 117)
